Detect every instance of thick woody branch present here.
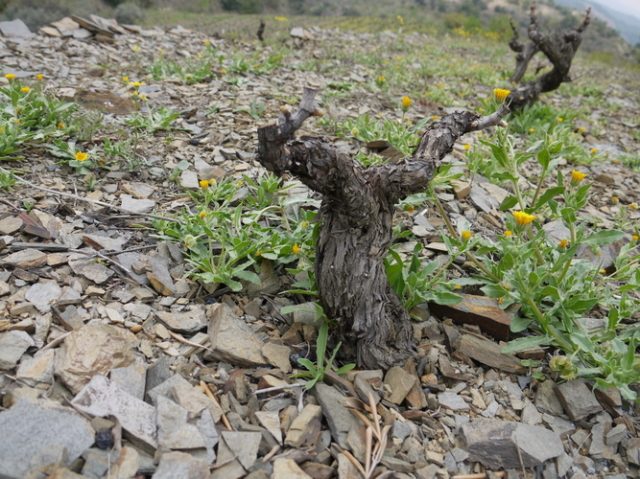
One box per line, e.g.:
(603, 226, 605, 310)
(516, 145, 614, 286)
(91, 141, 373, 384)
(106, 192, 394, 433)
(508, 17, 539, 84)
(506, 5, 591, 111)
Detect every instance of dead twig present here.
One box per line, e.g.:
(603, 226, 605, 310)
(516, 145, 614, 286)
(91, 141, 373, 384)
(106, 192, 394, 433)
(1, 167, 184, 224)
(199, 380, 233, 431)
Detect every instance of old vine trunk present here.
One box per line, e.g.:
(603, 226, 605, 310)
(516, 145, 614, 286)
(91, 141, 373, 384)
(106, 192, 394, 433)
(507, 4, 591, 112)
(257, 88, 508, 369)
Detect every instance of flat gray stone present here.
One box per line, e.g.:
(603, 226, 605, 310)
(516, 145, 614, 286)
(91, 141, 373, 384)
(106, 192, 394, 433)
(69, 254, 115, 285)
(383, 366, 417, 405)
(217, 431, 262, 471)
(156, 396, 205, 450)
(121, 195, 156, 214)
(155, 305, 207, 334)
(25, 281, 62, 313)
(462, 418, 563, 469)
(314, 383, 359, 449)
(554, 380, 602, 421)
(180, 169, 199, 189)
(110, 357, 147, 400)
(0, 249, 47, 268)
(0, 398, 94, 478)
(206, 303, 268, 367)
(535, 379, 565, 417)
(0, 19, 34, 37)
(0, 330, 34, 370)
(197, 409, 219, 464)
(153, 451, 209, 479)
(54, 323, 135, 394)
(438, 392, 470, 411)
(16, 349, 56, 386)
(72, 375, 157, 450)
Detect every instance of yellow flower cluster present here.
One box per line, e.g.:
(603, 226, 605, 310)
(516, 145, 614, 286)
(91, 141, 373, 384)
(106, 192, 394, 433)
(512, 211, 536, 226)
(75, 152, 88, 162)
(571, 170, 587, 183)
(493, 88, 511, 101)
(461, 231, 472, 240)
(401, 96, 412, 108)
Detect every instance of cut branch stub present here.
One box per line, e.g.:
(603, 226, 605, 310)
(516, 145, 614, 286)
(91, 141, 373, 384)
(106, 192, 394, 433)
(506, 5, 591, 111)
(257, 90, 509, 370)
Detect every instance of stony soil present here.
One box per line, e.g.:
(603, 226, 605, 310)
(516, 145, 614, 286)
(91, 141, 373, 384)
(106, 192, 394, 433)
(0, 12, 639, 479)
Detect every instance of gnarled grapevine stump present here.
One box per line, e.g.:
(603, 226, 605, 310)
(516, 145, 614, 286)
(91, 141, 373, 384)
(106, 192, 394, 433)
(507, 4, 591, 111)
(257, 88, 508, 369)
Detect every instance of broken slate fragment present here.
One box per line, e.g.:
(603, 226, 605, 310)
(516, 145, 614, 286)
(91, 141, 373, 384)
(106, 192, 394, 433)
(206, 303, 268, 367)
(68, 254, 115, 285)
(554, 380, 603, 421)
(0, 398, 94, 479)
(217, 431, 262, 471)
(0, 330, 35, 370)
(463, 418, 563, 469)
(155, 305, 207, 334)
(315, 383, 360, 449)
(120, 195, 156, 214)
(0, 248, 47, 268)
(156, 396, 206, 450)
(384, 366, 417, 405)
(25, 281, 62, 313)
(438, 391, 470, 411)
(55, 323, 135, 394)
(453, 333, 526, 374)
(153, 451, 209, 479)
(285, 403, 323, 448)
(72, 375, 158, 451)
(429, 294, 515, 341)
(16, 349, 56, 386)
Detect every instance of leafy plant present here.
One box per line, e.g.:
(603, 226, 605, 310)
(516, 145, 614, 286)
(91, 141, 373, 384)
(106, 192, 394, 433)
(290, 318, 355, 390)
(125, 106, 180, 133)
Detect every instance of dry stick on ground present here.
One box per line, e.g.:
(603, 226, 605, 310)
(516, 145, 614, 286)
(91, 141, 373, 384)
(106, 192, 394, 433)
(508, 17, 539, 84)
(506, 4, 591, 112)
(0, 167, 184, 225)
(257, 86, 509, 370)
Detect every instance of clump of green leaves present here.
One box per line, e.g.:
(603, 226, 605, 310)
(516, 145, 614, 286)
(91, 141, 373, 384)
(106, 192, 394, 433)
(0, 76, 76, 159)
(125, 106, 180, 133)
(291, 318, 356, 390)
(152, 174, 318, 292)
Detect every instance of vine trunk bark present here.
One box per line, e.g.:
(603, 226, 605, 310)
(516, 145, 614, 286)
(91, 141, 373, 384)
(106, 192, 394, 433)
(257, 88, 508, 369)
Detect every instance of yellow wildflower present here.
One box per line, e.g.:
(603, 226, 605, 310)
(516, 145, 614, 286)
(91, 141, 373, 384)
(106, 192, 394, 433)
(405, 205, 415, 213)
(4, 73, 15, 80)
(75, 152, 88, 162)
(401, 96, 412, 108)
(132, 91, 138, 96)
(571, 170, 587, 183)
(633, 234, 639, 241)
(578, 126, 585, 131)
(590, 148, 598, 154)
(463, 144, 471, 151)
(629, 203, 637, 210)
(351, 128, 359, 137)
(140, 94, 147, 99)
(431, 115, 439, 120)
(529, 128, 535, 133)
(559, 239, 568, 248)
(301, 221, 309, 227)
(612, 159, 619, 163)
(132, 45, 140, 52)
(493, 88, 511, 101)
(21, 87, 30, 93)
(220, 69, 227, 74)
(199, 180, 209, 189)
(504, 230, 513, 237)
(57, 122, 64, 128)
(198, 211, 207, 218)
(204, 40, 211, 45)
(612, 196, 618, 204)
(512, 211, 536, 226)
(461, 231, 472, 240)
(557, 117, 563, 122)
(122, 76, 129, 82)
(256, 250, 264, 256)
(36, 74, 43, 80)
(292, 244, 301, 254)
(599, 268, 607, 274)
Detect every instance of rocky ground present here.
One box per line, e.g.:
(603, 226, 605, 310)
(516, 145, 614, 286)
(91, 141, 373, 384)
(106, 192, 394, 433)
(0, 12, 639, 479)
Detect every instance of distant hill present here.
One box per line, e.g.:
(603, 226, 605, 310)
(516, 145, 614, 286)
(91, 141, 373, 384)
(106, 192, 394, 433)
(551, 0, 640, 45)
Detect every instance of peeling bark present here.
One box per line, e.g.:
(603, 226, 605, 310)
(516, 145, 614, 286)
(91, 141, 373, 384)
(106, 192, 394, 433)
(507, 5, 591, 112)
(257, 88, 509, 370)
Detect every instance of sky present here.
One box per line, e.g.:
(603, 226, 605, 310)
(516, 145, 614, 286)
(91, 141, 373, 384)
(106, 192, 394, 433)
(594, 0, 640, 20)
